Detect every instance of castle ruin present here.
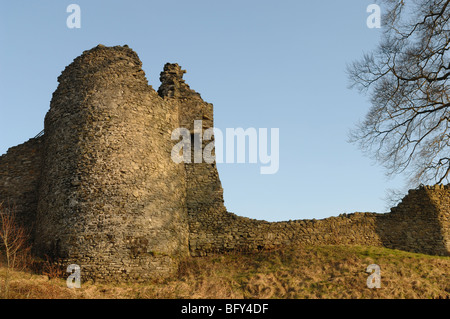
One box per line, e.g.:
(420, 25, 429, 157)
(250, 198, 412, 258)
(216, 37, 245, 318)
(0, 45, 448, 282)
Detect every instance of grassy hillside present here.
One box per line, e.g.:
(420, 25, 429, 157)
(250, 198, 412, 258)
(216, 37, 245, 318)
(0, 245, 449, 299)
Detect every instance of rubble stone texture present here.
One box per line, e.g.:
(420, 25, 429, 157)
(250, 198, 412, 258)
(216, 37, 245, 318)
(0, 45, 448, 282)
(35, 45, 189, 281)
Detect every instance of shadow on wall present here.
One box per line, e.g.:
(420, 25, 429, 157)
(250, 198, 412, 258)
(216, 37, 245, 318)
(0, 137, 44, 240)
(375, 186, 450, 256)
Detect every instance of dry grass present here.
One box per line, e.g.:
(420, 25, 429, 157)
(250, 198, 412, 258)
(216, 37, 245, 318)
(1, 245, 449, 299)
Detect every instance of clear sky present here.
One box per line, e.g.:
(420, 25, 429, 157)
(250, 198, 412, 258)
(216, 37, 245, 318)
(0, 0, 406, 221)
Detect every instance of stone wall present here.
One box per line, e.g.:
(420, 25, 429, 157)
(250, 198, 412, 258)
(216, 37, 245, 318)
(0, 137, 43, 236)
(158, 63, 228, 255)
(376, 185, 450, 256)
(189, 185, 450, 257)
(0, 45, 448, 284)
(158, 63, 226, 213)
(188, 207, 380, 256)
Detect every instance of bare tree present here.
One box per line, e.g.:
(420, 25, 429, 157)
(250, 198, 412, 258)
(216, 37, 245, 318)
(0, 203, 30, 298)
(348, 0, 450, 185)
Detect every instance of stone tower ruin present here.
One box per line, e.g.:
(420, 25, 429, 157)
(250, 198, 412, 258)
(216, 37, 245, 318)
(0, 45, 448, 282)
(34, 45, 191, 281)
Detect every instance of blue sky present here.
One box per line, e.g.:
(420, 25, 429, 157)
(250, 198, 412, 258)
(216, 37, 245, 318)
(0, 1, 406, 221)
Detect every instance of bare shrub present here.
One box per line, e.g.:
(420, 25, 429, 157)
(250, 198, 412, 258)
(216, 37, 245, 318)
(40, 255, 65, 280)
(0, 202, 31, 298)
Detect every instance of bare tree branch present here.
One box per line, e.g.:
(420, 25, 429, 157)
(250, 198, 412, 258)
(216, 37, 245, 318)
(348, 0, 450, 186)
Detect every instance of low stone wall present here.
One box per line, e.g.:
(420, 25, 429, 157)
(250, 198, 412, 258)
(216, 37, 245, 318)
(188, 185, 450, 257)
(189, 207, 381, 256)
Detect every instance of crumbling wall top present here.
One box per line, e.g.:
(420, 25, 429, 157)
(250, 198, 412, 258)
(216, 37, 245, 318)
(158, 63, 201, 99)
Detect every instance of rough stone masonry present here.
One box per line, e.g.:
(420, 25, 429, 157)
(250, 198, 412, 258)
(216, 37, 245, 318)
(0, 45, 448, 282)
